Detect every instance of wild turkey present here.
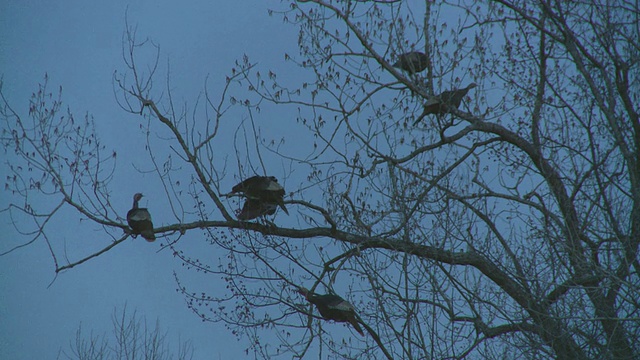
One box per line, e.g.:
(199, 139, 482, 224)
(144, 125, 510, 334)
(237, 198, 277, 220)
(414, 83, 477, 124)
(126, 193, 155, 242)
(297, 287, 364, 336)
(232, 176, 289, 217)
(392, 51, 429, 74)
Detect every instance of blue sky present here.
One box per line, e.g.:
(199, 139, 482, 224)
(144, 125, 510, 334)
(1, 1, 299, 358)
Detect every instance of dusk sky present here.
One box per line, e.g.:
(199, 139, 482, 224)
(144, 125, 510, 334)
(1, 1, 301, 358)
(4, 1, 634, 359)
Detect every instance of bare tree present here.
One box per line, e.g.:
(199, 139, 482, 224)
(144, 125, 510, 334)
(58, 307, 194, 360)
(3, 0, 639, 359)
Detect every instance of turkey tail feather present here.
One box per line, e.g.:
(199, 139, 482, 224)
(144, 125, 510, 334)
(278, 201, 289, 215)
(349, 317, 364, 336)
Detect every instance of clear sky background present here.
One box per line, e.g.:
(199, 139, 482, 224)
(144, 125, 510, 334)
(0, 1, 300, 358)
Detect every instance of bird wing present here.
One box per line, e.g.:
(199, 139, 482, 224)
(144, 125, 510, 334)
(127, 208, 152, 222)
(318, 294, 363, 335)
(443, 84, 475, 108)
(317, 294, 355, 312)
(448, 88, 468, 108)
(425, 95, 442, 107)
(238, 198, 277, 220)
(392, 52, 428, 74)
(330, 299, 356, 312)
(262, 177, 284, 192)
(232, 175, 263, 193)
(261, 178, 288, 214)
(127, 208, 155, 241)
(419, 95, 444, 116)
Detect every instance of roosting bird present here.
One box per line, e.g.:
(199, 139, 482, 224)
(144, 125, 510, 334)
(237, 198, 277, 221)
(126, 193, 155, 242)
(392, 51, 429, 74)
(414, 83, 477, 125)
(297, 287, 364, 336)
(231, 175, 289, 218)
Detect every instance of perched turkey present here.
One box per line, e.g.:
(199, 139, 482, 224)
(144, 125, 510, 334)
(392, 51, 429, 74)
(126, 193, 155, 242)
(297, 287, 364, 336)
(414, 83, 477, 124)
(237, 198, 277, 220)
(232, 175, 289, 218)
